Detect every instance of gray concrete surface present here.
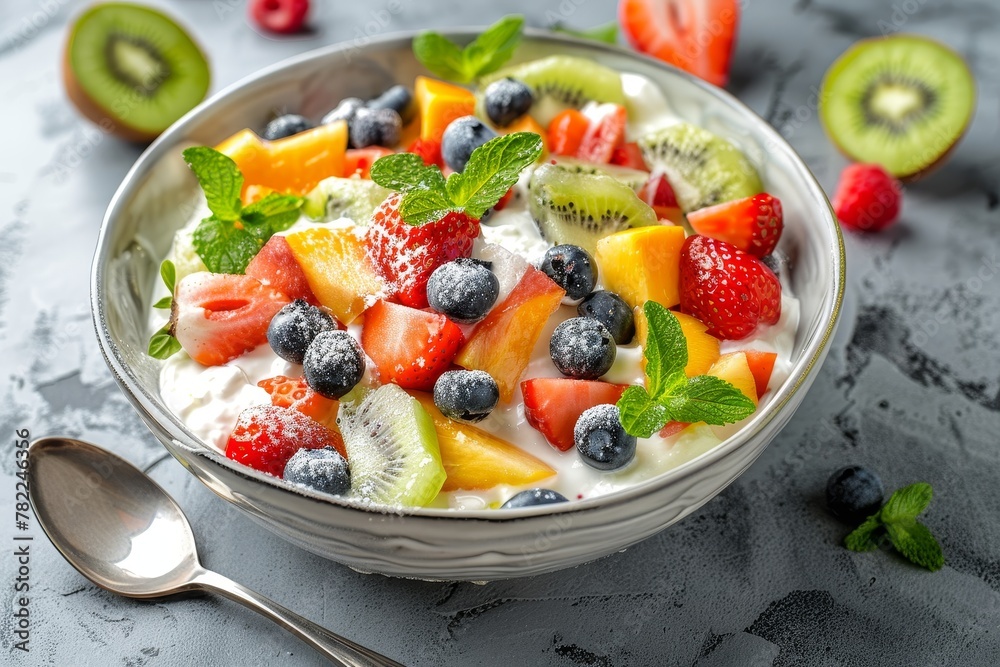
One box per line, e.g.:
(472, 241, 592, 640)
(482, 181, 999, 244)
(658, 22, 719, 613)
(1, 0, 999, 664)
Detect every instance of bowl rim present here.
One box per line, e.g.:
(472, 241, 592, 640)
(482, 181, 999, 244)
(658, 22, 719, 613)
(91, 27, 846, 521)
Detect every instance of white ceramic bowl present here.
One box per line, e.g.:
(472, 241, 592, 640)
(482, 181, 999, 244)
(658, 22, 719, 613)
(92, 30, 845, 581)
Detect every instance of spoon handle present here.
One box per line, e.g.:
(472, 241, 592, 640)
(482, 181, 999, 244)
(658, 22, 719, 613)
(192, 568, 405, 667)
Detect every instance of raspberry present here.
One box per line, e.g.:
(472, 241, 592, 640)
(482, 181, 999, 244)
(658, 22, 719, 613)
(832, 163, 902, 232)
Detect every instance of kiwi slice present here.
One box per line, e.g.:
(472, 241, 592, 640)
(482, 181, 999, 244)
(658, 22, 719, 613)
(339, 384, 446, 507)
(528, 163, 657, 253)
(63, 3, 210, 142)
(820, 35, 975, 179)
(547, 156, 650, 193)
(638, 123, 763, 213)
(302, 177, 391, 223)
(484, 56, 625, 109)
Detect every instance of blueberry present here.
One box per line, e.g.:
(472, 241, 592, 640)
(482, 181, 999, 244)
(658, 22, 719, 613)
(577, 291, 635, 345)
(367, 85, 415, 123)
(433, 370, 500, 423)
(322, 97, 364, 125)
(441, 116, 497, 172)
(500, 488, 568, 509)
(484, 77, 535, 128)
(267, 300, 338, 364)
(575, 404, 636, 471)
(550, 317, 616, 379)
(283, 446, 350, 496)
(826, 466, 885, 523)
(348, 107, 402, 148)
(303, 330, 366, 399)
(761, 251, 785, 279)
(540, 244, 597, 302)
(263, 114, 314, 140)
(426, 258, 500, 324)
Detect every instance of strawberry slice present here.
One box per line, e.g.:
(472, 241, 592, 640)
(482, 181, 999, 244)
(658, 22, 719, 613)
(610, 142, 649, 170)
(364, 193, 479, 308)
(172, 272, 291, 366)
(743, 350, 778, 398)
(407, 138, 443, 168)
(639, 174, 684, 224)
(687, 193, 783, 257)
(547, 109, 590, 157)
(619, 0, 740, 87)
(344, 147, 394, 179)
(361, 300, 465, 391)
(258, 375, 342, 434)
(225, 405, 340, 477)
(659, 421, 689, 438)
(245, 236, 319, 305)
(679, 235, 781, 340)
(521, 378, 629, 451)
(577, 105, 628, 164)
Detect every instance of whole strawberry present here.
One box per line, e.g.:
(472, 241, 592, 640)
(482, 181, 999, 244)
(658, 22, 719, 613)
(680, 235, 781, 340)
(365, 193, 479, 308)
(832, 163, 902, 232)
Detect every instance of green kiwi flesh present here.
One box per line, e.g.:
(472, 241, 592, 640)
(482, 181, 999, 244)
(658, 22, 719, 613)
(529, 163, 657, 254)
(484, 56, 625, 109)
(64, 3, 210, 141)
(819, 34, 975, 179)
(339, 385, 445, 508)
(302, 177, 391, 223)
(638, 123, 763, 213)
(546, 156, 650, 193)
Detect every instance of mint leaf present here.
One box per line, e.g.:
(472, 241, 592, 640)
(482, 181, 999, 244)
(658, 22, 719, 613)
(617, 385, 671, 439)
(641, 302, 688, 398)
(398, 189, 463, 226)
(886, 520, 944, 571)
(241, 192, 304, 232)
(182, 147, 243, 221)
(665, 375, 757, 426)
(413, 15, 524, 83)
(152, 296, 173, 309)
(370, 153, 448, 193)
(192, 216, 262, 274)
(845, 513, 884, 552)
(148, 326, 181, 360)
(552, 22, 618, 45)
(881, 482, 933, 524)
(446, 132, 543, 219)
(160, 260, 176, 293)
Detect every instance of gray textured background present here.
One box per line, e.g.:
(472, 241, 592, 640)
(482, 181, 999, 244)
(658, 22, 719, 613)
(2, 0, 999, 665)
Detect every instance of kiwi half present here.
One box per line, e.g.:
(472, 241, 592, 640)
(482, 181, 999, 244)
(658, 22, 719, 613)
(547, 156, 650, 193)
(63, 3, 210, 142)
(639, 123, 763, 213)
(820, 34, 975, 179)
(339, 385, 446, 508)
(529, 163, 657, 253)
(302, 177, 391, 223)
(484, 56, 625, 109)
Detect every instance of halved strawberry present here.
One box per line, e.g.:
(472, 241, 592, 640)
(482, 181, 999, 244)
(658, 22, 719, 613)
(547, 109, 590, 157)
(743, 350, 778, 398)
(258, 375, 342, 434)
(364, 193, 479, 308)
(245, 236, 319, 305)
(611, 142, 649, 170)
(172, 272, 291, 366)
(620, 0, 740, 87)
(679, 235, 781, 340)
(344, 147, 394, 179)
(225, 405, 340, 477)
(407, 138, 443, 168)
(577, 105, 627, 164)
(521, 378, 629, 451)
(361, 300, 465, 390)
(687, 193, 783, 257)
(639, 174, 684, 224)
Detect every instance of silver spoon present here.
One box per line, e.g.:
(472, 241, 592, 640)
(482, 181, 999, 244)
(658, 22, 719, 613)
(27, 437, 405, 667)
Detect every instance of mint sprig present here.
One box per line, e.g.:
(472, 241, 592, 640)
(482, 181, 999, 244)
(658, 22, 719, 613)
(844, 482, 944, 571)
(552, 22, 618, 45)
(616, 301, 756, 438)
(182, 147, 304, 275)
(369, 132, 542, 225)
(413, 15, 524, 83)
(148, 259, 181, 360)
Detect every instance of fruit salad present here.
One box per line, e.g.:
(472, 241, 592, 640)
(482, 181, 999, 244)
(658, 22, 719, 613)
(149, 22, 800, 511)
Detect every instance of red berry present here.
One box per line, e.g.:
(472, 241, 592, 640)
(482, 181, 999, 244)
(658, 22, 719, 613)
(577, 105, 627, 164)
(610, 142, 648, 170)
(225, 405, 341, 477)
(250, 0, 309, 34)
(521, 378, 629, 451)
(679, 235, 781, 340)
(364, 193, 479, 308)
(257, 375, 342, 433)
(687, 193, 784, 257)
(245, 236, 318, 304)
(832, 163, 902, 232)
(407, 138, 443, 168)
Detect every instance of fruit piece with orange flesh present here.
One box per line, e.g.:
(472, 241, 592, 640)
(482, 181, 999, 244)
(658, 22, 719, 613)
(743, 350, 778, 398)
(707, 352, 758, 406)
(414, 76, 476, 142)
(634, 308, 720, 379)
(284, 227, 385, 324)
(412, 393, 555, 492)
(456, 266, 565, 401)
(594, 225, 686, 309)
(215, 121, 348, 198)
(501, 114, 548, 160)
